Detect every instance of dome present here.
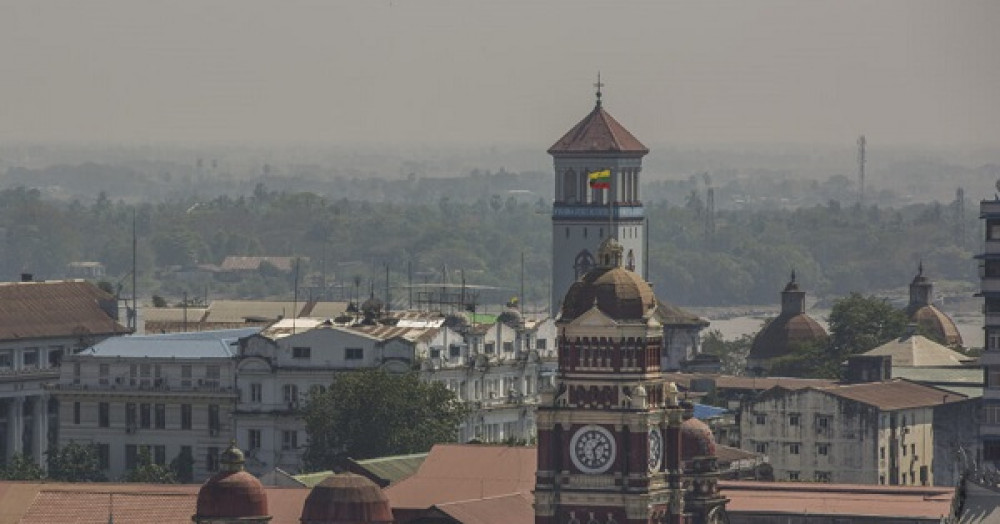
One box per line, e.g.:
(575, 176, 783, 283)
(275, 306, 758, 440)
(300, 473, 394, 524)
(561, 267, 656, 322)
(193, 443, 269, 521)
(680, 417, 717, 461)
(747, 313, 828, 361)
(906, 304, 963, 346)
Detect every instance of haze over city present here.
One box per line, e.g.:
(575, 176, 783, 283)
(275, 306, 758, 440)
(1, 0, 998, 149)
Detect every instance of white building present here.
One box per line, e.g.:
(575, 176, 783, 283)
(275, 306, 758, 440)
(51, 328, 256, 481)
(0, 278, 127, 468)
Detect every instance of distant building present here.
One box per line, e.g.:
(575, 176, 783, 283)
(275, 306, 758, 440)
(978, 197, 1000, 468)
(65, 261, 105, 279)
(219, 256, 308, 274)
(0, 277, 128, 468)
(746, 272, 828, 375)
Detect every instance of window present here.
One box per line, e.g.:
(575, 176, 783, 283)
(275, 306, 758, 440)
(988, 219, 1000, 240)
(817, 416, 830, 430)
(503, 342, 514, 352)
(205, 365, 220, 387)
(345, 347, 363, 360)
(484, 343, 495, 354)
(902, 444, 907, 456)
(207, 447, 220, 472)
(181, 404, 192, 430)
(430, 348, 441, 358)
(449, 345, 462, 358)
(989, 369, 1000, 389)
(125, 445, 138, 470)
(181, 365, 192, 387)
(73, 402, 81, 425)
(818, 444, 829, 456)
(755, 442, 768, 454)
(815, 471, 831, 483)
(789, 414, 800, 426)
(126, 403, 137, 429)
(99, 363, 110, 385)
(139, 363, 151, 386)
(23, 349, 38, 368)
(911, 443, 916, 457)
(97, 443, 110, 469)
(248, 429, 262, 450)
(282, 430, 298, 450)
(208, 404, 220, 434)
(880, 446, 885, 459)
(155, 404, 165, 429)
(984, 405, 1000, 425)
(140, 403, 151, 429)
(154, 445, 166, 465)
(0, 350, 11, 369)
(98, 402, 110, 428)
(72, 362, 81, 383)
(755, 414, 766, 425)
(789, 443, 800, 455)
(250, 383, 262, 403)
(283, 384, 299, 405)
(788, 471, 800, 481)
(536, 339, 547, 350)
(292, 346, 311, 359)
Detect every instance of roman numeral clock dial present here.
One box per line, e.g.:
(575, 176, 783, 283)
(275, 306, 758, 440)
(570, 425, 616, 474)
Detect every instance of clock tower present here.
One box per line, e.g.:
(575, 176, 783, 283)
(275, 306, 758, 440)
(549, 81, 648, 315)
(535, 237, 728, 524)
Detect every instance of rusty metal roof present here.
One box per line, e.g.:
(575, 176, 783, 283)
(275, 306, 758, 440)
(817, 379, 967, 411)
(0, 280, 127, 341)
(548, 104, 649, 156)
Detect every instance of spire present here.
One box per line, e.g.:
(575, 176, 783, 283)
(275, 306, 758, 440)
(918, 259, 924, 278)
(593, 72, 604, 108)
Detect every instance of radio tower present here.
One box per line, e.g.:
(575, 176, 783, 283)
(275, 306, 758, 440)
(857, 135, 867, 207)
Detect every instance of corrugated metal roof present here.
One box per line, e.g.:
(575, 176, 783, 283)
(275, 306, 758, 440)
(206, 300, 304, 324)
(82, 328, 260, 359)
(864, 334, 975, 366)
(0, 280, 128, 341)
(817, 379, 967, 411)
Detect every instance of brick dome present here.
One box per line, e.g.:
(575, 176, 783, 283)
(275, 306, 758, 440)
(747, 313, 828, 361)
(680, 417, 717, 461)
(300, 473, 394, 524)
(560, 238, 656, 322)
(193, 443, 270, 522)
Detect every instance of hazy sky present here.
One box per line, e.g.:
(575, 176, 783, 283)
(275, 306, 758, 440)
(1, 1, 997, 148)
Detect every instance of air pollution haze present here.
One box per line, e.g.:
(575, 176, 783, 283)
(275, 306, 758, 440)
(0, 0, 997, 149)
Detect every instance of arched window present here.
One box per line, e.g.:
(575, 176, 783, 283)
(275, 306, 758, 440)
(574, 250, 595, 279)
(562, 169, 577, 203)
(626, 249, 635, 271)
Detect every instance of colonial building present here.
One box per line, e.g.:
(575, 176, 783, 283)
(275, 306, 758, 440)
(746, 272, 828, 375)
(51, 328, 256, 481)
(740, 379, 967, 486)
(535, 237, 728, 524)
(905, 263, 963, 347)
(0, 277, 128, 468)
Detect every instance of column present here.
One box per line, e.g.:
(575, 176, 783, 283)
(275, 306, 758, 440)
(7, 397, 23, 460)
(33, 395, 48, 468)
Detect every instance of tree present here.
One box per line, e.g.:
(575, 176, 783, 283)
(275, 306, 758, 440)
(827, 292, 908, 357)
(303, 369, 467, 469)
(701, 330, 754, 376)
(123, 447, 177, 483)
(47, 442, 107, 482)
(170, 447, 195, 483)
(0, 453, 43, 480)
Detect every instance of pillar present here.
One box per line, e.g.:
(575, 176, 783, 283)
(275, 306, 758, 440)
(7, 397, 23, 460)
(33, 395, 48, 468)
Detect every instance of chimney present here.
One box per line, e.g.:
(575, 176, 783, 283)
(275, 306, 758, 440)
(20, 273, 33, 282)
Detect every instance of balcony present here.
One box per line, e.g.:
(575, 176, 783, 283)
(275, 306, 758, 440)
(0, 365, 60, 381)
(48, 377, 236, 397)
(551, 203, 644, 220)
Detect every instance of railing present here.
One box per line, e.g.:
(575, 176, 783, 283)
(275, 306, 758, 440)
(0, 366, 60, 378)
(49, 380, 235, 394)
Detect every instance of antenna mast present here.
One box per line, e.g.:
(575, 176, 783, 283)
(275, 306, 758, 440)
(858, 135, 867, 207)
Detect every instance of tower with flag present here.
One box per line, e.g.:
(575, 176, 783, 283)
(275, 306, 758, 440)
(548, 78, 649, 314)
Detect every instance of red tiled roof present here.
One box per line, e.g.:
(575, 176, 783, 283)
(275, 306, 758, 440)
(720, 480, 954, 520)
(383, 444, 535, 511)
(433, 493, 535, 524)
(548, 104, 648, 156)
(0, 280, 128, 341)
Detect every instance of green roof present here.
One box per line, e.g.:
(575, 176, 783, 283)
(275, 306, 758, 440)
(292, 452, 428, 487)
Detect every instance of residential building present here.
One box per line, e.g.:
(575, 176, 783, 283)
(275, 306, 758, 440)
(740, 379, 967, 486)
(0, 277, 128, 467)
(978, 196, 1000, 467)
(50, 328, 257, 481)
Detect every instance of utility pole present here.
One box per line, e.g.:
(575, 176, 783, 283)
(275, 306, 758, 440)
(858, 135, 867, 207)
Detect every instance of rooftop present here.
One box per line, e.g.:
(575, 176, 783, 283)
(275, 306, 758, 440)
(80, 327, 260, 359)
(0, 280, 128, 341)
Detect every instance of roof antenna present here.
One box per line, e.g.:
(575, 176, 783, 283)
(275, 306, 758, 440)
(594, 72, 604, 108)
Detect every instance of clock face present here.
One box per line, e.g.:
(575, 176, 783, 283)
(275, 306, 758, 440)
(648, 427, 663, 472)
(570, 425, 616, 474)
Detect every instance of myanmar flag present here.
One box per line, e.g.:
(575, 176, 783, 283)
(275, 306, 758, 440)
(588, 169, 611, 189)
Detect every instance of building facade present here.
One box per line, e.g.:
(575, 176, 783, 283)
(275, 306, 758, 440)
(51, 328, 254, 481)
(978, 197, 1000, 467)
(0, 278, 128, 468)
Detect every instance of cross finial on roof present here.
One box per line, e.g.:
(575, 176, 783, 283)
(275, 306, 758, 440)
(917, 259, 924, 277)
(790, 269, 796, 283)
(594, 72, 604, 108)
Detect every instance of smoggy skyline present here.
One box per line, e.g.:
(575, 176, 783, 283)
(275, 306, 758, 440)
(1, 1, 997, 148)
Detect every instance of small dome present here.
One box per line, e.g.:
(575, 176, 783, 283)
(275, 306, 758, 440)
(300, 473, 394, 524)
(747, 313, 828, 361)
(561, 267, 656, 322)
(680, 417, 717, 461)
(193, 443, 269, 521)
(497, 307, 523, 327)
